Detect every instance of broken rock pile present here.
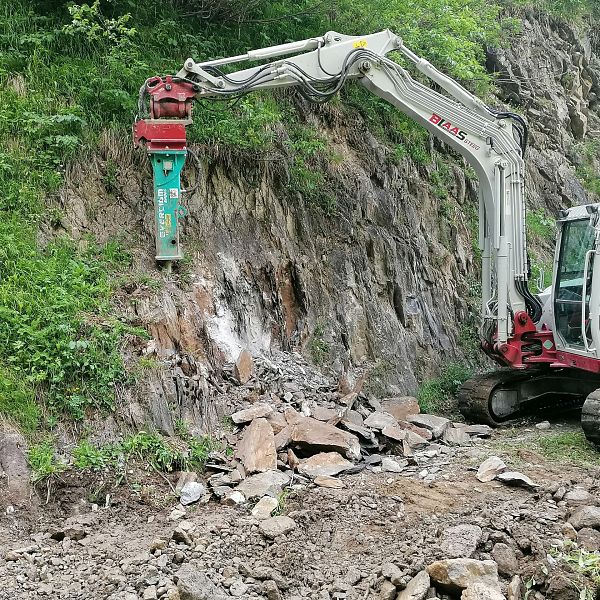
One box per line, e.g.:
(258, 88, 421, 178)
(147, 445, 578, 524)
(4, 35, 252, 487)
(197, 350, 493, 508)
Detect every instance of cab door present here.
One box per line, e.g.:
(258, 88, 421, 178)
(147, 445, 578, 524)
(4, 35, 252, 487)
(553, 217, 599, 354)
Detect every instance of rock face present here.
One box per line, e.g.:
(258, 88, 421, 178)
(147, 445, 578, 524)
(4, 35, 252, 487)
(235, 418, 277, 473)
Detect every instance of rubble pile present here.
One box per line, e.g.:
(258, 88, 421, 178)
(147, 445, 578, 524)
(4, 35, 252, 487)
(204, 350, 493, 507)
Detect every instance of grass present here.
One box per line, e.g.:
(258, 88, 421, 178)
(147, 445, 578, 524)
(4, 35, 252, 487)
(492, 429, 598, 468)
(309, 322, 330, 366)
(31, 429, 222, 481)
(417, 362, 472, 414)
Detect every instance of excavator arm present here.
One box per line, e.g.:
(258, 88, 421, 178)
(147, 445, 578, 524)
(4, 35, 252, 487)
(133, 29, 543, 363)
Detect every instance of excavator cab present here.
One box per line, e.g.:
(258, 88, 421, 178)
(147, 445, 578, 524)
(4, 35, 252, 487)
(553, 205, 600, 356)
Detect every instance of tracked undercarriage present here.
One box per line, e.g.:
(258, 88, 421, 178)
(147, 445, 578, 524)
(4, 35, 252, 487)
(459, 370, 600, 445)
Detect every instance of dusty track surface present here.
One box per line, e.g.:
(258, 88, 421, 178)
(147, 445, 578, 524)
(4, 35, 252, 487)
(1, 422, 598, 600)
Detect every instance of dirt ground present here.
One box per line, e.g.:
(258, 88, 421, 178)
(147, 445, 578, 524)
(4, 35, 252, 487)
(1, 419, 598, 600)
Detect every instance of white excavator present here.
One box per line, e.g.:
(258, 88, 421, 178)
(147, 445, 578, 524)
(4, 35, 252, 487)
(133, 30, 600, 443)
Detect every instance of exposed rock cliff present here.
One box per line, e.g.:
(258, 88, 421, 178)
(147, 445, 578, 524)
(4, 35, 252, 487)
(56, 10, 600, 435)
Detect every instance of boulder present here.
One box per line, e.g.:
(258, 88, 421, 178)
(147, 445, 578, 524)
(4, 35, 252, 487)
(491, 543, 518, 577)
(440, 524, 482, 558)
(176, 565, 228, 600)
(569, 505, 600, 530)
(381, 425, 429, 449)
(364, 411, 397, 430)
(381, 396, 420, 422)
(427, 559, 500, 592)
(289, 416, 361, 460)
(259, 516, 296, 539)
(461, 582, 506, 600)
(396, 570, 430, 600)
(234, 349, 253, 384)
(407, 414, 451, 438)
(274, 426, 291, 451)
(395, 420, 433, 441)
(311, 406, 339, 422)
(379, 580, 397, 600)
(477, 457, 507, 483)
(266, 411, 288, 434)
(231, 403, 273, 425)
(298, 452, 352, 478)
(455, 424, 493, 437)
(175, 471, 198, 494)
(235, 470, 290, 501)
(235, 418, 277, 473)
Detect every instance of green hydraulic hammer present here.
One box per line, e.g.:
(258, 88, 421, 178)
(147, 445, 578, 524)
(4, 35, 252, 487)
(133, 76, 197, 263)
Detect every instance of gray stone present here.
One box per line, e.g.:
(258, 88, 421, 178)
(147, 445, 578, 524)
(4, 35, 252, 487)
(535, 421, 551, 430)
(364, 411, 397, 430)
(496, 471, 538, 490)
(235, 470, 290, 500)
(406, 414, 451, 438)
(396, 570, 430, 600)
(252, 496, 279, 520)
(381, 562, 403, 586)
(461, 582, 505, 600)
(476, 456, 507, 483)
(577, 527, 600, 551)
(179, 481, 206, 506)
(231, 403, 273, 424)
(259, 516, 296, 539)
(491, 543, 518, 577)
(381, 457, 408, 473)
(379, 580, 397, 600)
(176, 565, 227, 600)
(298, 452, 352, 478)
(563, 488, 595, 506)
(443, 427, 471, 446)
(440, 525, 482, 558)
(229, 580, 248, 597)
(454, 424, 493, 437)
(569, 505, 600, 530)
(175, 471, 198, 494)
(507, 575, 522, 600)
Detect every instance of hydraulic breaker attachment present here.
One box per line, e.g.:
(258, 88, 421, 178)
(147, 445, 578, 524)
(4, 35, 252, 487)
(150, 150, 186, 260)
(134, 77, 197, 262)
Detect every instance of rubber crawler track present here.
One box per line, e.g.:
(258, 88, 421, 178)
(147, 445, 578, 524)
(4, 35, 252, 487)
(582, 389, 600, 446)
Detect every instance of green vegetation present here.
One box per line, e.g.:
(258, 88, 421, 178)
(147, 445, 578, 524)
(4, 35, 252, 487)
(417, 362, 472, 413)
(534, 431, 598, 466)
(576, 140, 600, 197)
(551, 542, 600, 599)
(309, 322, 330, 365)
(27, 438, 66, 481)
(527, 209, 556, 241)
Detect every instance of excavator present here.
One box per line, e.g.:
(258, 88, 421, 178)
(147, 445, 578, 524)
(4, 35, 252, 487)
(133, 30, 600, 444)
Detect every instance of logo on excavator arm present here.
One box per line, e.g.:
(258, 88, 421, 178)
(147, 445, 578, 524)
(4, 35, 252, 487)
(429, 113, 467, 140)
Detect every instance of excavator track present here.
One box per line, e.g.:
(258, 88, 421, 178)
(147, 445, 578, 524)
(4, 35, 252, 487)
(458, 370, 531, 426)
(582, 390, 600, 446)
(459, 369, 600, 431)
